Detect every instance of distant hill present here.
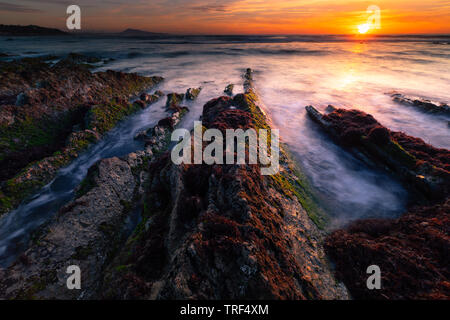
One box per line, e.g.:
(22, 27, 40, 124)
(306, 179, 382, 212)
(117, 28, 167, 37)
(0, 25, 67, 36)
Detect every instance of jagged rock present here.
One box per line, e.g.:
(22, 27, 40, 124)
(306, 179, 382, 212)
(325, 105, 336, 113)
(101, 70, 349, 300)
(305, 106, 450, 200)
(165, 92, 185, 111)
(135, 109, 186, 152)
(140, 92, 163, 105)
(243, 68, 254, 93)
(140, 93, 150, 101)
(64, 53, 102, 64)
(133, 100, 146, 109)
(0, 56, 164, 216)
(15, 92, 29, 106)
(35, 80, 50, 89)
(306, 105, 450, 299)
(326, 197, 449, 300)
(185, 87, 202, 100)
(224, 84, 234, 96)
(154, 90, 164, 97)
(0, 107, 188, 299)
(389, 91, 450, 115)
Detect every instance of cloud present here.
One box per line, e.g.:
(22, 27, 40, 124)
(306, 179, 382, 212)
(190, 4, 229, 12)
(1, 0, 449, 33)
(0, 1, 42, 13)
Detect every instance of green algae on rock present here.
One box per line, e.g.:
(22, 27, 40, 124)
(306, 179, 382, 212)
(100, 69, 347, 300)
(0, 106, 188, 299)
(185, 87, 202, 100)
(0, 57, 163, 215)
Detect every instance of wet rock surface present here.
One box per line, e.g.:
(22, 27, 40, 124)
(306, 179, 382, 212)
(306, 106, 450, 300)
(325, 198, 449, 300)
(0, 56, 163, 215)
(100, 70, 348, 300)
(224, 84, 234, 96)
(306, 106, 450, 200)
(165, 93, 185, 110)
(0, 25, 67, 36)
(389, 92, 450, 115)
(1, 61, 446, 301)
(0, 107, 187, 299)
(185, 87, 202, 100)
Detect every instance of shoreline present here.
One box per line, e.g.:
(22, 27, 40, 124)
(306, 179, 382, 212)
(0, 55, 448, 299)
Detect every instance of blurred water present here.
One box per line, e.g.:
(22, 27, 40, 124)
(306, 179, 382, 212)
(0, 35, 449, 266)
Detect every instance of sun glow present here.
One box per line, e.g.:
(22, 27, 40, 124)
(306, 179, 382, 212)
(357, 23, 370, 34)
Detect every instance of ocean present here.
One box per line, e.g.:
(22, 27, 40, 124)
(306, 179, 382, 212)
(0, 34, 449, 266)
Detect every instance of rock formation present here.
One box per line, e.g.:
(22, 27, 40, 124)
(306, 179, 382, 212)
(99, 70, 349, 300)
(389, 92, 450, 115)
(306, 106, 450, 299)
(0, 104, 187, 299)
(0, 70, 349, 300)
(0, 55, 163, 215)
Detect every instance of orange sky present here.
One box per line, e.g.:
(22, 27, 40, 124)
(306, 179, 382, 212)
(0, 0, 449, 34)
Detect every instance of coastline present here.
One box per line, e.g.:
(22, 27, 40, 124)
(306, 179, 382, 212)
(0, 51, 448, 299)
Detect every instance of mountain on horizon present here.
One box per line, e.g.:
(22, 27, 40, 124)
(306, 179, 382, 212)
(117, 28, 167, 37)
(0, 24, 67, 36)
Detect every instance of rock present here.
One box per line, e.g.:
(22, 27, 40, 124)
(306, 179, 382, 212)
(185, 87, 202, 100)
(0, 106, 189, 299)
(165, 92, 185, 111)
(140, 92, 163, 105)
(243, 68, 254, 93)
(325, 105, 336, 113)
(0, 157, 137, 300)
(325, 198, 450, 300)
(133, 99, 146, 109)
(65, 53, 102, 64)
(157, 117, 175, 129)
(15, 92, 29, 106)
(389, 91, 450, 115)
(306, 104, 450, 300)
(305, 106, 450, 200)
(101, 70, 349, 300)
(154, 90, 164, 97)
(367, 125, 390, 145)
(0, 56, 164, 216)
(224, 84, 234, 96)
(140, 93, 150, 101)
(35, 80, 50, 89)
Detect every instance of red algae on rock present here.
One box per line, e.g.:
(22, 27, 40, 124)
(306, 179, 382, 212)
(306, 105, 450, 300)
(306, 106, 450, 200)
(98, 70, 348, 300)
(325, 198, 450, 300)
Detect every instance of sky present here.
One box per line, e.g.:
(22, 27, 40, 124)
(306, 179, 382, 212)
(0, 0, 449, 34)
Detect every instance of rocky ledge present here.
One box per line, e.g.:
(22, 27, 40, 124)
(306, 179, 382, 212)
(306, 106, 449, 201)
(99, 70, 348, 300)
(0, 55, 163, 215)
(0, 99, 187, 299)
(306, 106, 449, 299)
(0, 70, 349, 300)
(388, 91, 450, 115)
(0, 25, 67, 36)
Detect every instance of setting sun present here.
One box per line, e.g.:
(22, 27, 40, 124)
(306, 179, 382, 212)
(357, 23, 370, 34)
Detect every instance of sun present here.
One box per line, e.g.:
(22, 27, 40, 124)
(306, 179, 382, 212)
(357, 23, 370, 34)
